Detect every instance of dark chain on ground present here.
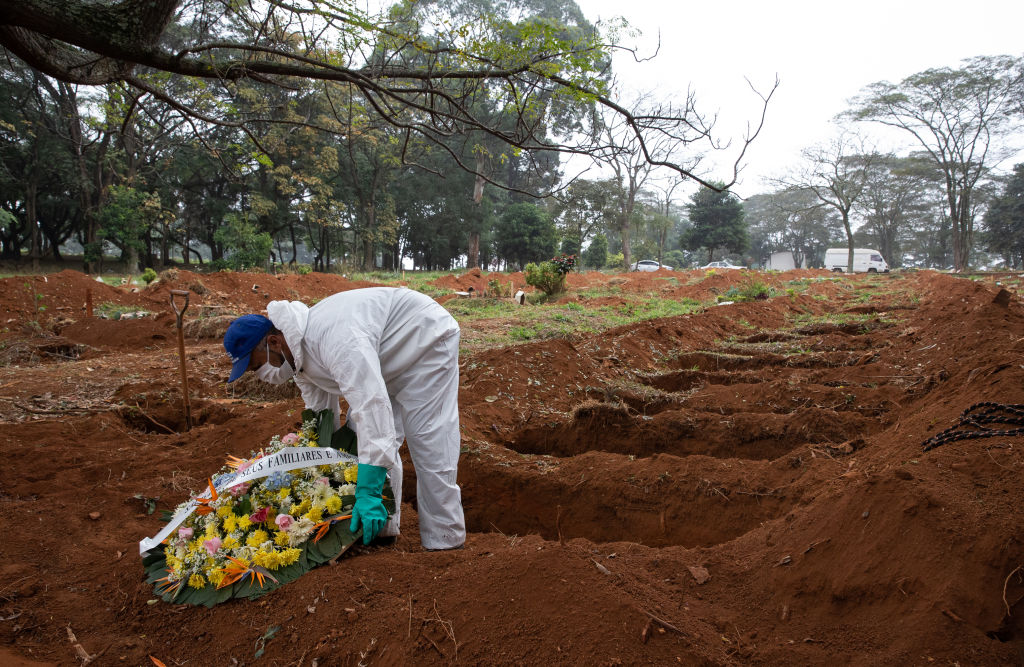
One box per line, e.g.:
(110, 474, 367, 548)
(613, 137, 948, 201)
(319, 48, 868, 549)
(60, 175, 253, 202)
(922, 402, 1024, 451)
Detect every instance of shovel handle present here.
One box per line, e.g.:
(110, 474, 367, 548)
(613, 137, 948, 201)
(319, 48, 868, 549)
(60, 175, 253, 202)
(169, 289, 192, 430)
(170, 289, 190, 325)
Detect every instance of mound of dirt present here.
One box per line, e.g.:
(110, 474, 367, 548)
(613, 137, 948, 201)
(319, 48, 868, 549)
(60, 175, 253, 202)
(0, 270, 148, 321)
(57, 313, 177, 351)
(143, 269, 385, 314)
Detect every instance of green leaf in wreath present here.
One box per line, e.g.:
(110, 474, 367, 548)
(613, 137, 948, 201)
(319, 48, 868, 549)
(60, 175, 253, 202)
(331, 423, 358, 456)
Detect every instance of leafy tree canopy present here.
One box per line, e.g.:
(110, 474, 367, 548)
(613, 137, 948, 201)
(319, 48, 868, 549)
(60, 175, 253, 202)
(494, 201, 557, 268)
(682, 184, 747, 262)
(0, 0, 770, 188)
(984, 163, 1024, 268)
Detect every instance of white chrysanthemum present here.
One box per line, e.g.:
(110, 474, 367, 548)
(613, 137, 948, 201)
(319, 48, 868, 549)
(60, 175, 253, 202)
(285, 517, 316, 546)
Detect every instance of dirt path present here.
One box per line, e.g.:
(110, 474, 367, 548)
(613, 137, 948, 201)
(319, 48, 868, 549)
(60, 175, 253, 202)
(0, 269, 1022, 665)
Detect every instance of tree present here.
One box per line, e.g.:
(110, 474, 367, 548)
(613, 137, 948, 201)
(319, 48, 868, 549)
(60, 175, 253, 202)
(855, 154, 934, 267)
(581, 233, 608, 269)
(96, 185, 170, 274)
(551, 178, 614, 258)
(775, 132, 875, 272)
(984, 163, 1024, 269)
(214, 213, 273, 271)
(744, 189, 842, 268)
(494, 202, 557, 269)
(0, 0, 772, 190)
(848, 55, 1023, 271)
(682, 184, 747, 262)
(647, 175, 685, 266)
(596, 96, 695, 270)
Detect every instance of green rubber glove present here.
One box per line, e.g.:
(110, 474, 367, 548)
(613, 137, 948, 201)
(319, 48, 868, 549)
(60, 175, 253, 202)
(350, 463, 388, 545)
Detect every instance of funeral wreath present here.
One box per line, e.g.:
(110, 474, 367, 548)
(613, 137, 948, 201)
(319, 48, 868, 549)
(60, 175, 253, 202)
(140, 409, 394, 606)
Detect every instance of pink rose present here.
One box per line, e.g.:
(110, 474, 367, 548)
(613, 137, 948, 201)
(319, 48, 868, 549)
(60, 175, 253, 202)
(275, 514, 294, 530)
(178, 527, 193, 540)
(203, 537, 221, 555)
(229, 482, 250, 497)
(317, 477, 330, 486)
(282, 433, 299, 445)
(250, 507, 270, 524)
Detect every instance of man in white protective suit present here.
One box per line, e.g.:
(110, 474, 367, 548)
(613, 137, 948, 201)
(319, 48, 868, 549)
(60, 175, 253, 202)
(222, 287, 466, 550)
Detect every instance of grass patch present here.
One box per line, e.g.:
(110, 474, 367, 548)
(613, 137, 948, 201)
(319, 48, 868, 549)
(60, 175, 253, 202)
(449, 294, 705, 353)
(787, 311, 898, 328)
(718, 280, 774, 302)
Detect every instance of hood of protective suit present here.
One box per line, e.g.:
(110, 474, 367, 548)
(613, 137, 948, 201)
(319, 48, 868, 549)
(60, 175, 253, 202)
(266, 300, 309, 373)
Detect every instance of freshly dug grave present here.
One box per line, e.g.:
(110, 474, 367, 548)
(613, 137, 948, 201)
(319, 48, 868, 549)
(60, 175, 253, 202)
(0, 268, 1022, 666)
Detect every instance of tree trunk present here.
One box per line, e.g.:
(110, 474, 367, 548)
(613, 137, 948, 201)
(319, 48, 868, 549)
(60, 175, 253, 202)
(361, 202, 375, 271)
(842, 210, 854, 273)
(25, 180, 40, 270)
(468, 155, 486, 269)
(182, 220, 192, 265)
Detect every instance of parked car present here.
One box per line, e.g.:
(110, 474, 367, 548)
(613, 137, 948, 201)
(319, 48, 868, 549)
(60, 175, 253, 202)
(631, 259, 672, 272)
(701, 261, 744, 270)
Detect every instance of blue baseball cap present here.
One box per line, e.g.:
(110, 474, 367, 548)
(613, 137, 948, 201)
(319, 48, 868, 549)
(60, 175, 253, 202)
(224, 314, 274, 382)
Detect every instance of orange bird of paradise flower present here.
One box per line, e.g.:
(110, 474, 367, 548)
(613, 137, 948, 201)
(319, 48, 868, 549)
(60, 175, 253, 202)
(192, 478, 219, 515)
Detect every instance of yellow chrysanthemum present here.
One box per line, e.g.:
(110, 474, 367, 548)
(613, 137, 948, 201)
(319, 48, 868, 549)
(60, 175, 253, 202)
(343, 466, 358, 483)
(222, 514, 238, 533)
(216, 505, 232, 518)
(188, 573, 206, 589)
(291, 498, 311, 516)
(253, 549, 284, 571)
(246, 529, 270, 547)
(304, 505, 323, 523)
(277, 488, 290, 501)
(236, 515, 252, 531)
(207, 570, 226, 587)
(204, 521, 219, 537)
(280, 548, 301, 566)
(274, 531, 291, 546)
(221, 535, 240, 550)
(325, 495, 342, 514)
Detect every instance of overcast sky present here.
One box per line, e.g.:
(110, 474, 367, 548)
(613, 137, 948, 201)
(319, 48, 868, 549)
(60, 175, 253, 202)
(572, 0, 1024, 198)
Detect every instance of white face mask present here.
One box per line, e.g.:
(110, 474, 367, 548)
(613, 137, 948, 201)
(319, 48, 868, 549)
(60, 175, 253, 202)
(255, 339, 294, 385)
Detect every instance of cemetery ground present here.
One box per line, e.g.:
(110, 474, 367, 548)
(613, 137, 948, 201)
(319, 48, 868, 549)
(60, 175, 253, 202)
(0, 266, 1023, 665)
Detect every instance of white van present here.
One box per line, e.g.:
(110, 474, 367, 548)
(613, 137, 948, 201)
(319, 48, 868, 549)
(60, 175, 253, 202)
(823, 248, 889, 273)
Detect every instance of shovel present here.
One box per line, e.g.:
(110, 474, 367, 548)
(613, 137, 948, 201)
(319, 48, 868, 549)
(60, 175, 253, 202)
(170, 289, 192, 431)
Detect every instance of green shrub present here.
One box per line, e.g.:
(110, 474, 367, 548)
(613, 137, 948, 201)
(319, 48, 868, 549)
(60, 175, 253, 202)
(296, 264, 312, 275)
(524, 261, 566, 296)
(719, 280, 774, 302)
(141, 267, 158, 284)
(213, 213, 272, 271)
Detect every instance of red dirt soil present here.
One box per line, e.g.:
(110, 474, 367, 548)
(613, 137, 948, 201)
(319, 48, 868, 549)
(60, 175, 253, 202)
(1, 268, 1023, 665)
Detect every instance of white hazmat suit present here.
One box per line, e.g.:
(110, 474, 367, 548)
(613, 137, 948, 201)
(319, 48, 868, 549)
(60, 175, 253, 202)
(267, 287, 465, 550)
